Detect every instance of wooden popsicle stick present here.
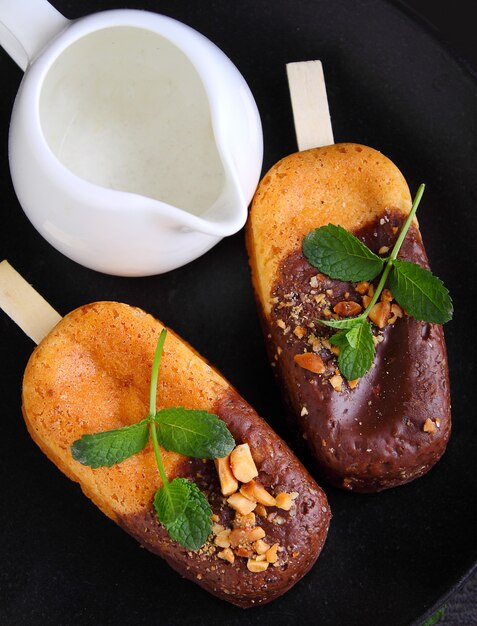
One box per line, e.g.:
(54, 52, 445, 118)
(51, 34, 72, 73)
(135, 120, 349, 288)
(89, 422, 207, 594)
(286, 60, 334, 150)
(0, 260, 62, 345)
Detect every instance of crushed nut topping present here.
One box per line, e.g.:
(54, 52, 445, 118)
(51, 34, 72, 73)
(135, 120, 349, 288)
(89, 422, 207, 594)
(355, 281, 370, 295)
(214, 454, 239, 496)
(227, 492, 257, 515)
(266, 543, 280, 563)
(212, 444, 297, 572)
(294, 352, 326, 374)
(229, 444, 258, 483)
(333, 300, 362, 317)
(247, 559, 269, 572)
(240, 479, 276, 507)
(275, 493, 292, 511)
(388, 303, 403, 325)
(218, 547, 235, 563)
(329, 374, 343, 392)
(368, 301, 391, 329)
(423, 418, 438, 433)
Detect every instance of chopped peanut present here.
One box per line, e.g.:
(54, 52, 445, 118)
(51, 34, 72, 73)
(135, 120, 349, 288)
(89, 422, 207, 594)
(266, 543, 280, 563)
(229, 528, 252, 548)
(229, 444, 258, 483)
(308, 334, 322, 352)
(362, 295, 372, 308)
(275, 492, 292, 511)
(378, 246, 390, 255)
(212, 523, 224, 535)
(240, 480, 276, 507)
(423, 418, 437, 433)
(233, 512, 256, 528)
(255, 504, 267, 517)
(348, 378, 360, 389)
(355, 281, 370, 295)
(214, 530, 231, 548)
(218, 548, 235, 564)
(254, 539, 270, 555)
(229, 526, 266, 547)
(214, 455, 239, 497)
(368, 301, 391, 329)
(367, 284, 375, 297)
(388, 303, 403, 325)
(333, 301, 362, 317)
(247, 527, 266, 542)
(381, 288, 393, 302)
(236, 547, 254, 558)
(293, 325, 306, 339)
(247, 559, 269, 573)
(329, 373, 343, 392)
(294, 352, 326, 374)
(227, 492, 257, 515)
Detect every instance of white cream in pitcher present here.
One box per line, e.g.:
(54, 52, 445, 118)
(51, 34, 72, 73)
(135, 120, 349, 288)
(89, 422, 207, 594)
(40, 27, 225, 215)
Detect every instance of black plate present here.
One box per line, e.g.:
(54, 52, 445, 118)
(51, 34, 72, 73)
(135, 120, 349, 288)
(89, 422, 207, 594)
(1, 1, 476, 624)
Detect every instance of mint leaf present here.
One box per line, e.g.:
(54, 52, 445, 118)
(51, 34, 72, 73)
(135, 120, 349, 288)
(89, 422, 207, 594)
(155, 478, 212, 550)
(71, 419, 149, 468)
(329, 330, 352, 349)
(344, 324, 364, 349)
(389, 260, 453, 324)
(155, 408, 234, 459)
(153, 476, 190, 526)
(303, 224, 384, 281)
(335, 320, 375, 380)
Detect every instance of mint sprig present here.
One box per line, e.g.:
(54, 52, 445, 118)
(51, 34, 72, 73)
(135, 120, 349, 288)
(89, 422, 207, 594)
(302, 184, 453, 380)
(71, 329, 235, 550)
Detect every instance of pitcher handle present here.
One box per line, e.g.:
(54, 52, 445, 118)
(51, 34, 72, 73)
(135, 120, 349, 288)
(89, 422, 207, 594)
(0, 0, 69, 71)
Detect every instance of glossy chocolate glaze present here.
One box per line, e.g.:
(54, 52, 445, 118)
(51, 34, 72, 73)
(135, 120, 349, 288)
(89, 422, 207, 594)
(118, 389, 330, 607)
(268, 210, 451, 492)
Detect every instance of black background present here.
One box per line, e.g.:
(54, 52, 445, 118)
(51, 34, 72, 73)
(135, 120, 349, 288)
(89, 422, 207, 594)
(0, 1, 476, 625)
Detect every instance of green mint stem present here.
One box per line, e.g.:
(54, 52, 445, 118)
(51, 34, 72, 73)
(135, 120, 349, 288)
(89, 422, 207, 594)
(357, 183, 426, 319)
(149, 329, 167, 416)
(361, 262, 393, 317)
(389, 183, 425, 262)
(148, 329, 169, 487)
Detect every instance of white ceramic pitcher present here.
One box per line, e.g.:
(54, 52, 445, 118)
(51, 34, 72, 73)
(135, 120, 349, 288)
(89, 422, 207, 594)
(0, 0, 263, 275)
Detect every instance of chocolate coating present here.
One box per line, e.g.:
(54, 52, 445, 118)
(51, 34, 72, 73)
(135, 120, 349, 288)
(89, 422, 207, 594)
(267, 210, 451, 492)
(118, 390, 330, 607)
